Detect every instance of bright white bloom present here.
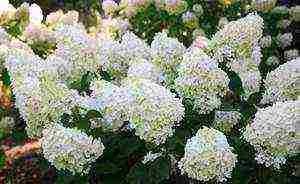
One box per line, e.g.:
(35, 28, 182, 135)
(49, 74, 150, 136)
(54, 25, 100, 81)
(243, 100, 300, 169)
(120, 32, 151, 61)
(98, 39, 129, 81)
(128, 59, 162, 83)
(5, 49, 80, 138)
(0, 0, 16, 23)
(277, 33, 293, 49)
(41, 123, 105, 174)
(178, 127, 237, 182)
(261, 57, 300, 104)
(151, 32, 185, 75)
(122, 77, 185, 145)
(23, 23, 57, 44)
(192, 36, 209, 49)
(213, 111, 241, 133)
(142, 151, 163, 164)
(228, 58, 262, 99)
(175, 47, 229, 113)
(29, 3, 43, 24)
(87, 80, 133, 131)
(211, 13, 264, 64)
(193, 93, 222, 114)
(97, 17, 130, 40)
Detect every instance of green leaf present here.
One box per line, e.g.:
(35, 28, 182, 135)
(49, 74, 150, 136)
(94, 161, 121, 174)
(127, 157, 171, 184)
(0, 152, 5, 169)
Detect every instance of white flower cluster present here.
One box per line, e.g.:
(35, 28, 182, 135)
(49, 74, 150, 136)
(122, 77, 185, 145)
(102, 0, 118, 16)
(127, 59, 161, 83)
(0, 1, 28, 26)
(261, 57, 300, 105)
(228, 57, 262, 99)
(243, 100, 300, 169)
(209, 14, 264, 98)
(0, 27, 11, 45)
(97, 39, 128, 81)
(175, 47, 229, 114)
(53, 25, 101, 82)
(41, 123, 105, 174)
(81, 77, 184, 145)
(120, 32, 151, 61)
(97, 32, 152, 82)
(218, 17, 229, 29)
(151, 31, 186, 75)
(97, 17, 130, 40)
(4, 48, 80, 138)
(178, 127, 237, 182)
(22, 23, 57, 45)
(213, 110, 241, 134)
(211, 13, 264, 64)
(88, 80, 133, 131)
